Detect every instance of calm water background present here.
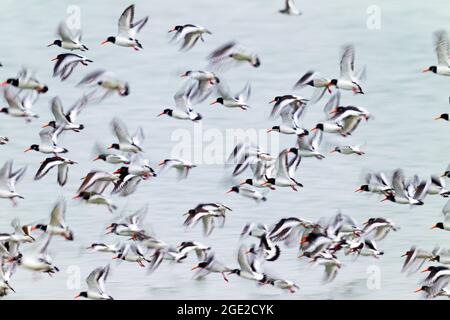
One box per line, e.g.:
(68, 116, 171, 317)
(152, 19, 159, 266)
(0, 0, 449, 299)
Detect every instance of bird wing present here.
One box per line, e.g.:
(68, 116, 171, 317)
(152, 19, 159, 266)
(339, 44, 355, 81)
(434, 30, 449, 67)
(237, 245, 253, 273)
(34, 157, 61, 180)
(235, 82, 251, 103)
(50, 97, 69, 125)
(118, 4, 134, 36)
(57, 21, 76, 42)
(57, 163, 69, 187)
(49, 197, 66, 228)
(111, 117, 132, 144)
(66, 95, 89, 123)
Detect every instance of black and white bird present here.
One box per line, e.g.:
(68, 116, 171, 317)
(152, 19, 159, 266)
(180, 70, 219, 103)
(0, 160, 27, 206)
(87, 241, 122, 254)
(327, 44, 365, 94)
(362, 217, 398, 241)
(207, 41, 260, 71)
(420, 266, 450, 298)
(24, 126, 67, 155)
(48, 20, 88, 51)
(1, 67, 48, 93)
(279, 0, 301, 15)
(226, 185, 268, 203)
(233, 244, 267, 283)
(1, 87, 39, 120)
(381, 169, 428, 205)
(158, 83, 202, 121)
(92, 142, 130, 165)
(51, 53, 92, 81)
(101, 4, 148, 50)
(75, 265, 113, 300)
(158, 158, 196, 179)
(427, 175, 449, 197)
(355, 172, 393, 194)
(113, 242, 149, 267)
(192, 252, 237, 282)
(106, 204, 148, 237)
(9, 236, 59, 275)
(311, 251, 342, 283)
(108, 117, 144, 153)
(0, 218, 35, 244)
(43, 95, 89, 132)
(401, 246, 440, 274)
(183, 203, 232, 236)
(168, 24, 212, 51)
(31, 197, 74, 240)
(261, 148, 303, 191)
(423, 30, 450, 76)
(296, 128, 324, 159)
(210, 81, 251, 110)
(75, 191, 117, 213)
(330, 145, 365, 155)
(34, 156, 77, 186)
(293, 70, 332, 104)
(75, 170, 118, 195)
(267, 95, 308, 135)
(77, 69, 129, 99)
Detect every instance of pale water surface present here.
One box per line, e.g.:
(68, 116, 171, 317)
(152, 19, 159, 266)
(0, 0, 449, 299)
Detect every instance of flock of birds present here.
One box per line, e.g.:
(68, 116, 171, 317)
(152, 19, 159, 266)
(0, 2, 449, 300)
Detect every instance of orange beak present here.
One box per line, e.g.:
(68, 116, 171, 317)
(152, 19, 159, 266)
(74, 293, 81, 299)
(158, 160, 165, 166)
(380, 196, 389, 202)
(310, 128, 317, 132)
(421, 268, 429, 273)
(24, 147, 32, 152)
(72, 194, 81, 199)
(422, 68, 430, 73)
(50, 57, 58, 61)
(414, 288, 422, 293)
(210, 100, 218, 105)
(168, 28, 176, 33)
(191, 265, 200, 271)
(157, 112, 165, 117)
(329, 108, 338, 114)
(434, 116, 442, 120)
(430, 225, 437, 229)
(0, 81, 8, 87)
(226, 189, 234, 194)
(93, 156, 100, 161)
(42, 123, 50, 128)
(269, 99, 276, 104)
(266, 128, 273, 133)
(100, 40, 108, 45)
(330, 149, 336, 154)
(354, 188, 363, 192)
(106, 145, 113, 149)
